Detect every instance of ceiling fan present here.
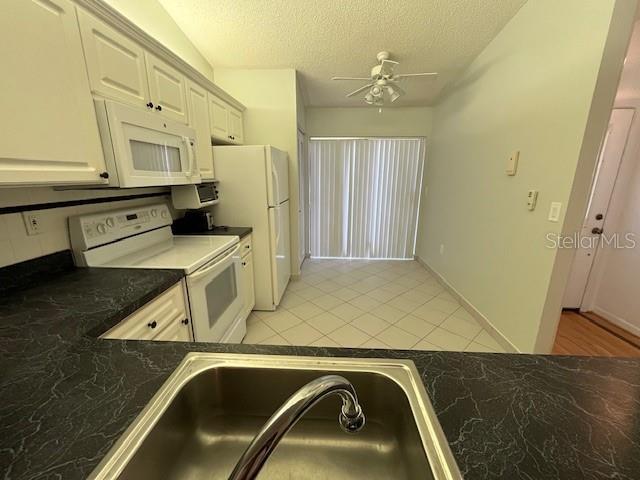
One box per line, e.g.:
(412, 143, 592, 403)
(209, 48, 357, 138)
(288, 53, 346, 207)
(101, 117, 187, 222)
(332, 51, 438, 106)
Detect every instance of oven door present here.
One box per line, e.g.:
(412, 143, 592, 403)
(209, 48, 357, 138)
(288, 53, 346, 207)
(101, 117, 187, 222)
(100, 100, 201, 188)
(186, 244, 245, 343)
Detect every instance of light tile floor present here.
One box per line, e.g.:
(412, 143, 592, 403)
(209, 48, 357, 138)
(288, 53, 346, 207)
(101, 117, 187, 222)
(243, 259, 506, 352)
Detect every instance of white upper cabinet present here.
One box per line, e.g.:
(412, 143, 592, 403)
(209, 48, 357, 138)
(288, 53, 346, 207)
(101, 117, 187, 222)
(187, 81, 215, 179)
(208, 93, 230, 140)
(0, 0, 107, 186)
(145, 53, 189, 124)
(209, 94, 244, 144)
(228, 107, 244, 144)
(78, 10, 150, 108)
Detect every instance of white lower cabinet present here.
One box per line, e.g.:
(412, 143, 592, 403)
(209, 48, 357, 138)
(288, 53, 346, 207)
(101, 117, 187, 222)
(101, 281, 193, 342)
(240, 235, 255, 315)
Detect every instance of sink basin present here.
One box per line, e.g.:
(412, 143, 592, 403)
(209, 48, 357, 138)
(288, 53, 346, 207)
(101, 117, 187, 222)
(89, 353, 461, 479)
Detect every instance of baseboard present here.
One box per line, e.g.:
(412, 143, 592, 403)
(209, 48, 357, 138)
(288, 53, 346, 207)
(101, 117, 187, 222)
(591, 306, 640, 337)
(414, 255, 520, 353)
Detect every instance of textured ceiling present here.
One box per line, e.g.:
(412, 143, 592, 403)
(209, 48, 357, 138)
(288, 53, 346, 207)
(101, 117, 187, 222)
(158, 0, 527, 107)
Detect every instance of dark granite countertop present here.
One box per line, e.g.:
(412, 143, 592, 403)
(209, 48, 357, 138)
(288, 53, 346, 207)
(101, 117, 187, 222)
(172, 224, 253, 239)
(2, 252, 640, 479)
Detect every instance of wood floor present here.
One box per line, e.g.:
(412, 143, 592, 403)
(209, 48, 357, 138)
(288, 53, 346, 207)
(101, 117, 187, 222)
(552, 311, 640, 357)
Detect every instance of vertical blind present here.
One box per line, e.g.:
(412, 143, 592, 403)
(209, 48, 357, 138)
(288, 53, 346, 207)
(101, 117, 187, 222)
(309, 137, 425, 259)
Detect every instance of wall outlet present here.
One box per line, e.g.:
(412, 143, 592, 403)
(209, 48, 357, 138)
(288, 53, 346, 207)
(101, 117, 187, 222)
(22, 212, 42, 236)
(439, 244, 445, 255)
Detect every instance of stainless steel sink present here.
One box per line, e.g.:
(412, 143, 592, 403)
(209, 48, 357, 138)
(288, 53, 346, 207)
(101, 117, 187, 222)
(89, 353, 461, 480)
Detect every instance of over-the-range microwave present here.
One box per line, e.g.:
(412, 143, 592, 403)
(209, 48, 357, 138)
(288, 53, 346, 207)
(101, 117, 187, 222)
(94, 99, 201, 188)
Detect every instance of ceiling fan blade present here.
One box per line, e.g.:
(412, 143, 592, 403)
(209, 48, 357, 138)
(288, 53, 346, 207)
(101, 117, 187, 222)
(381, 59, 399, 66)
(346, 83, 374, 97)
(332, 76, 371, 81)
(394, 73, 439, 79)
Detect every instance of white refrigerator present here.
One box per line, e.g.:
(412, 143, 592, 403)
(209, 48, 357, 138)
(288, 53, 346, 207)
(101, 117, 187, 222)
(212, 145, 291, 310)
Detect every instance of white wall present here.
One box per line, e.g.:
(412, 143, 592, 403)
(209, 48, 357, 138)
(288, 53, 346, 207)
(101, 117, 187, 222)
(103, 0, 214, 80)
(213, 68, 303, 274)
(306, 107, 433, 138)
(0, 188, 167, 267)
(415, 0, 634, 352)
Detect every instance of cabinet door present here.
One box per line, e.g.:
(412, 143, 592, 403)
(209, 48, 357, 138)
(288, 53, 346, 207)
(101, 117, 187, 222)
(77, 9, 150, 108)
(208, 93, 230, 141)
(187, 81, 215, 179)
(0, 0, 107, 186)
(145, 52, 188, 123)
(228, 108, 244, 144)
(242, 252, 255, 314)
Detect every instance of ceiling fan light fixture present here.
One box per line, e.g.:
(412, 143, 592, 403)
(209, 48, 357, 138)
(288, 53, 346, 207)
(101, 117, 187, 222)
(386, 85, 401, 102)
(371, 85, 383, 97)
(332, 51, 438, 107)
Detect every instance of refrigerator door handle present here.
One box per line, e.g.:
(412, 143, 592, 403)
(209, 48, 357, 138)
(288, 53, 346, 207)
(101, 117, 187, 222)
(272, 206, 281, 248)
(271, 161, 281, 206)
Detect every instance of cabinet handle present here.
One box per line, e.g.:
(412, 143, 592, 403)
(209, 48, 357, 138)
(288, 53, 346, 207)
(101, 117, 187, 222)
(148, 321, 157, 329)
(245, 245, 250, 249)
(181, 319, 189, 325)
(146, 102, 154, 109)
(242, 261, 247, 266)
(155, 105, 163, 111)
(99, 171, 109, 179)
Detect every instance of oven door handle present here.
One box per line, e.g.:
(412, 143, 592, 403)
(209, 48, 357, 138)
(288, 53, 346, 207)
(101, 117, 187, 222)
(189, 244, 240, 280)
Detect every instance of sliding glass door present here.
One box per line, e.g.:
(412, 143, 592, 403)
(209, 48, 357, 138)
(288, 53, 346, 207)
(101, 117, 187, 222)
(308, 137, 425, 259)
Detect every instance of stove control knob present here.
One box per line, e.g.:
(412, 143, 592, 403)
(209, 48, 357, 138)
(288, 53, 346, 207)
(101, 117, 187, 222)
(161, 210, 169, 219)
(105, 217, 115, 228)
(96, 223, 107, 235)
(150, 209, 158, 217)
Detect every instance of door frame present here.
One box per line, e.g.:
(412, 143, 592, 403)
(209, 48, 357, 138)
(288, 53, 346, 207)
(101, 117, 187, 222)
(297, 128, 309, 269)
(562, 108, 635, 309)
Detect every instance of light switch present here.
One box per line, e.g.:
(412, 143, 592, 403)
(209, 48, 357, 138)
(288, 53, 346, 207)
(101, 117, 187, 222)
(527, 190, 538, 211)
(506, 151, 519, 176)
(548, 202, 562, 222)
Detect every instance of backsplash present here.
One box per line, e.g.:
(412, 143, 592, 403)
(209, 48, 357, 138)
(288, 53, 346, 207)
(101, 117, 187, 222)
(0, 187, 171, 268)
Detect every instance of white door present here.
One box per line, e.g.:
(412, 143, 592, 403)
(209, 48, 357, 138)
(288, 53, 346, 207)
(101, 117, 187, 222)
(563, 108, 635, 308)
(187, 80, 215, 179)
(77, 9, 150, 108)
(297, 130, 308, 269)
(267, 148, 290, 206)
(0, 0, 107, 186)
(269, 202, 291, 306)
(145, 52, 188, 124)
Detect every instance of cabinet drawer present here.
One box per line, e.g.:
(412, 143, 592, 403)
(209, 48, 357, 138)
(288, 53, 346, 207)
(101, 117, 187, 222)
(240, 234, 252, 257)
(101, 281, 188, 340)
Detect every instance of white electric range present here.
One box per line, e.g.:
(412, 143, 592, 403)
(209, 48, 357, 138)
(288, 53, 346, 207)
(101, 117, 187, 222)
(69, 203, 247, 343)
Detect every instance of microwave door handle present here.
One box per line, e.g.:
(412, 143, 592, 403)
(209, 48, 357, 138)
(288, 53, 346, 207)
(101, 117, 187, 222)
(183, 136, 194, 177)
(189, 244, 240, 281)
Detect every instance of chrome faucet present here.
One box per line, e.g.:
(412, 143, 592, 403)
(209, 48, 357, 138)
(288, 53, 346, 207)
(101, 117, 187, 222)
(228, 374, 366, 480)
